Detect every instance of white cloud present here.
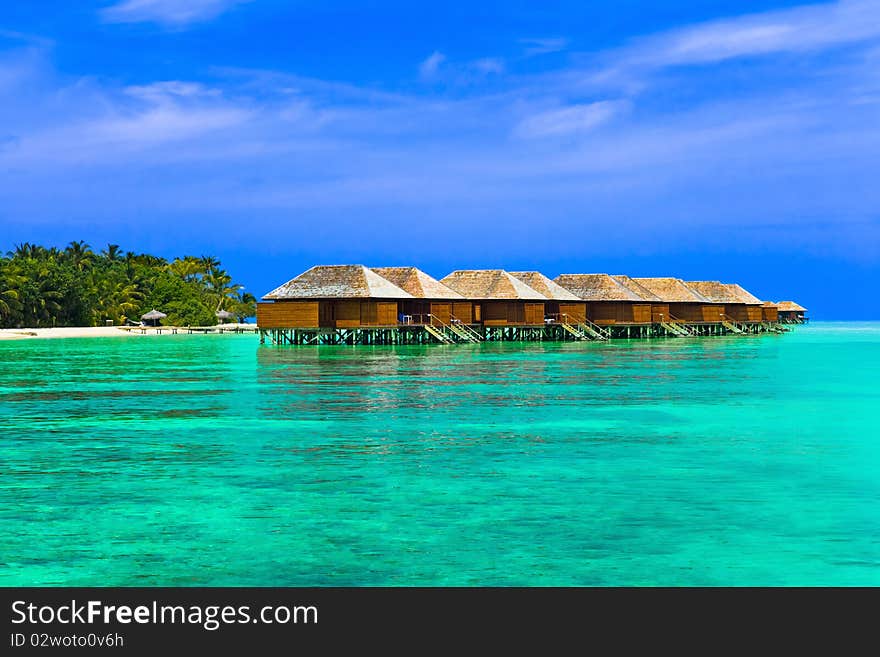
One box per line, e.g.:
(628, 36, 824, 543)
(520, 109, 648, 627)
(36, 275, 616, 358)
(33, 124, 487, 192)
(101, 0, 246, 27)
(626, 0, 880, 67)
(419, 51, 446, 80)
(89, 105, 249, 146)
(520, 37, 569, 57)
(124, 81, 221, 101)
(471, 58, 505, 75)
(3, 78, 252, 162)
(514, 101, 627, 138)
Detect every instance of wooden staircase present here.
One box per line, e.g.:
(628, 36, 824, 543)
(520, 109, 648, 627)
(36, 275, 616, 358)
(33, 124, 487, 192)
(427, 315, 480, 343)
(448, 319, 482, 343)
(577, 319, 610, 341)
(721, 319, 744, 334)
(560, 322, 589, 340)
(660, 321, 692, 337)
(424, 324, 454, 344)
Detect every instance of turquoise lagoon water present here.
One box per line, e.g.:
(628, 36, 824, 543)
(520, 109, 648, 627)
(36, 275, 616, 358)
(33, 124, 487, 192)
(1, 322, 879, 586)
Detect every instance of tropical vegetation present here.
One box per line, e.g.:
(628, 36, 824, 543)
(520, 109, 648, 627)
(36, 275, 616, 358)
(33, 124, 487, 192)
(0, 242, 256, 328)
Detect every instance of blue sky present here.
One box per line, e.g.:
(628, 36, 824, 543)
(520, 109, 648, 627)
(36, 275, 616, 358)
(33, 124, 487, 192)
(1, 1, 878, 317)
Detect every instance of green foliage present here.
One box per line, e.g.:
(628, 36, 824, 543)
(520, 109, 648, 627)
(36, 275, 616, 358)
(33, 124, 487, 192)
(0, 242, 254, 328)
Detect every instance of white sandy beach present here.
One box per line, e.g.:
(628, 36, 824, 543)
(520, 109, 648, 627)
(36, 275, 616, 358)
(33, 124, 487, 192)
(0, 327, 153, 340)
(0, 325, 256, 340)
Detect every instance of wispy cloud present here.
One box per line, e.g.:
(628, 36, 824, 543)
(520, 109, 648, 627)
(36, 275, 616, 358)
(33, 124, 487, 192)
(91, 106, 248, 146)
(101, 0, 247, 27)
(0, 29, 54, 48)
(471, 58, 505, 75)
(520, 37, 569, 57)
(418, 51, 446, 80)
(128, 79, 220, 98)
(622, 0, 880, 68)
(6, 79, 252, 163)
(515, 101, 627, 138)
(419, 52, 506, 85)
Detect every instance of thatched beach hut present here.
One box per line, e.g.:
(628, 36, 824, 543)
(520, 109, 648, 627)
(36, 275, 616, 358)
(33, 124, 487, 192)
(141, 309, 167, 326)
(508, 271, 585, 323)
(762, 302, 779, 322)
(632, 278, 716, 322)
(258, 265, 413, 329)
(216, 309, 236, 324)
(612, 275, 669, 323)
(371, 267, 471, 325)
(776, 301, 807, 323)
(554, 274, 652, 325)
(440, 270, 546, 325)
(685, 281, 742, 322)
(726, 284, 765, 322)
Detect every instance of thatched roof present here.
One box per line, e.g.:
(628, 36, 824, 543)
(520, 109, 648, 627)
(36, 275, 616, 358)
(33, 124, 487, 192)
(263, 265, 414, 300)
(776, 301, 807, 312)
(555, 274, 649, 302)
(632, 278, 712, 303)
(612, 275, 663, 302)
(726, 283, 763, 305)
(508, 272, 581, 301)
(371, 267, 463, 299)
(762, 301, 778, 308)
(141, 309, 167, 320)
(686, 281, 742, 304)
(440, 270, 547, 300)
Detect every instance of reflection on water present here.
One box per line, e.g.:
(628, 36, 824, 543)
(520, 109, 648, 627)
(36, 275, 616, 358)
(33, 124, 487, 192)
(1, 325, 880, 585)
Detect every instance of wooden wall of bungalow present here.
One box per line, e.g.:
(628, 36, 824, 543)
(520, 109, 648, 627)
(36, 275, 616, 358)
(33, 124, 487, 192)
(586, 302, 651, 325)
(668, 303, 724, 323)
(723, 304, 754, 322)
(762, 304, 779, 322)
(396, 299, 474, 325)
(471, 301, 544, 326)
(257, 299, 402, 329)
(650, 304, 670, 323)
(717, 302, 762, 322)
(555, 302, 586, 323)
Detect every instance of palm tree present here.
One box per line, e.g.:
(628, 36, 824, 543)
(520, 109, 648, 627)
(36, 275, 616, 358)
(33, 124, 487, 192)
(65, 240, 95, 271)
(168, 256, 203, 282)
(92, 274, 142, 325)
(101, 244, 122, 262)
(231, 292, 257, 322)
(21, 263, 63, 327)
(10, 243, 44, 260)
(0, 261, 24, 322)
(199, 255, 221, 273)
(206, 267, 243, 312)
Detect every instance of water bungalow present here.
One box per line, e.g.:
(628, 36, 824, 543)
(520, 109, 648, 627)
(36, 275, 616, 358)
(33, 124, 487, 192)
(762, 302, 779, 322)
(257, 265, 413, 331)
(508, 271, 585, 324)
(686, 281, 752, 323)
(371, 266, 472, 325)
(727, 283, 765, 322)
(633, 278, 719, 323)
(554, 274, 652, 325)
(257, 264, 794, 344)
(612, 275, 669, 323)
(776, 301, 808, 324)
(439, 270, 546, 327)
